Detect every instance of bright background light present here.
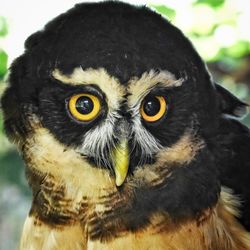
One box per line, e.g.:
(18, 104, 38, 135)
(1, 0, 249, 65)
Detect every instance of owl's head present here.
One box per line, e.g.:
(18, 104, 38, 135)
(1, 1, 247, 228)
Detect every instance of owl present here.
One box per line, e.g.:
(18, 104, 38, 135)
(1, 1, 250, 250)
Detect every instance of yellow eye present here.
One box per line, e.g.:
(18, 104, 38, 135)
(140, 96, 167, 122)
(68, 93, 101, 121)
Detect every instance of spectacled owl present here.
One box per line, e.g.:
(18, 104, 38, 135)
(1, 1, 250, 249)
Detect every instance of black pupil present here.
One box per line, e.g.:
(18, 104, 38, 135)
(143, 97, 161, 116)
(75, 96, 94, 114)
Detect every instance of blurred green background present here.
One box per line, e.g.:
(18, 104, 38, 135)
(0, 0, 250, 249)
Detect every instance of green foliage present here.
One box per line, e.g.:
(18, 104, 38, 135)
(0, 49, 8, 79)
(220, 40, 250, 59)
(151, 5, 176, 20)
(0, 17, 8, 79)
(195, 0, 225, 8)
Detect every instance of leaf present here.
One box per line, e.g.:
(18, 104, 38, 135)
(150, 5, 176, 20)
(195, 0, 225, 8)
(0, 49, 8, 79)
(220, 40, 250, 58)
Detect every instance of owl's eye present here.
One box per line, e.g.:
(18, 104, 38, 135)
(68, 93, 101, 121)
(140, 96, 167, 122)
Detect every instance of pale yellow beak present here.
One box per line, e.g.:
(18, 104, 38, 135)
(111, 139, 129, 186)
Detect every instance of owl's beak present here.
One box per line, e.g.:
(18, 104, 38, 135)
(111, 139, 129, 186)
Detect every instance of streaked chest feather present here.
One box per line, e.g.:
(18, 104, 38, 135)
(21, 201, 250, 250)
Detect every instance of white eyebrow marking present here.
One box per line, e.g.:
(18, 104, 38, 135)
(52, 67, 125, 110)
(127, 69, 184, 108)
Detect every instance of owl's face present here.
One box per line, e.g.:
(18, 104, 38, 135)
(1, 1, 226, 237)
(40, 67, 188, 186)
